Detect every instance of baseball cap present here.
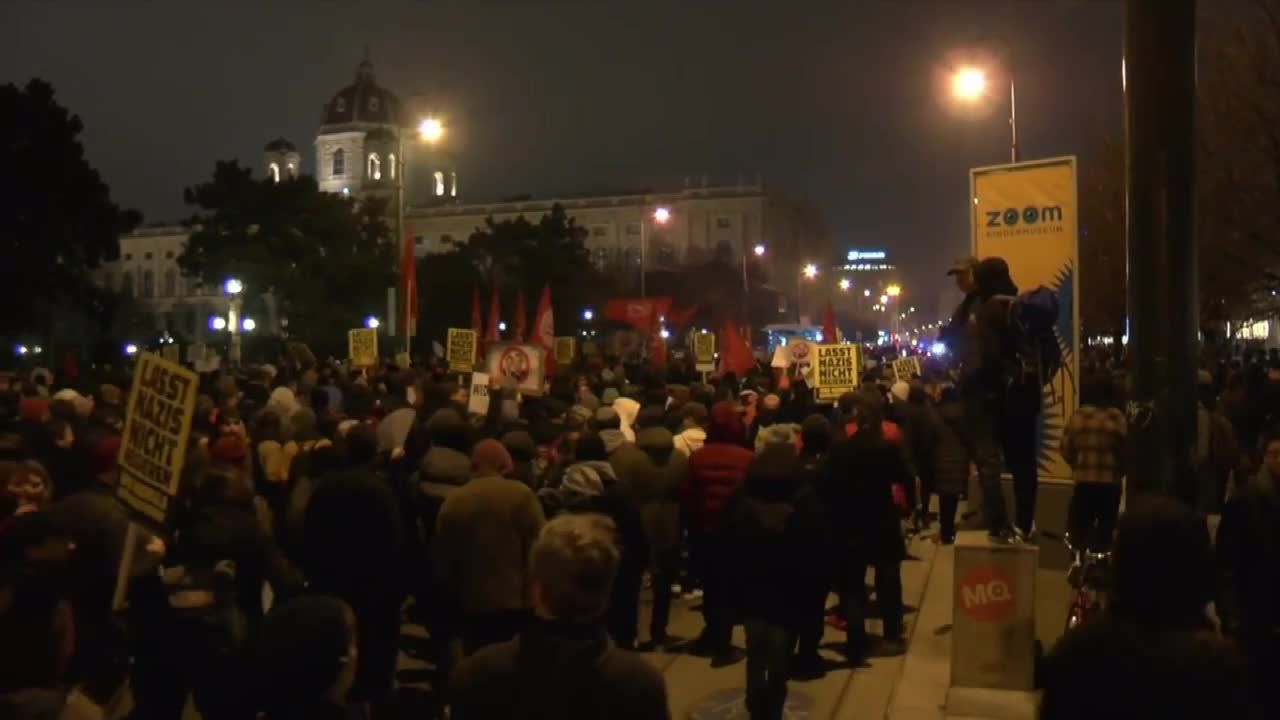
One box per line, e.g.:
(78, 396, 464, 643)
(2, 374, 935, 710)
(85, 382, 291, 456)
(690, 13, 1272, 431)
(946, 256, 979, 276)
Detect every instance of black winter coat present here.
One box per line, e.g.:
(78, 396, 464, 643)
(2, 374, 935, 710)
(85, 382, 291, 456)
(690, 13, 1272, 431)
(820, 429, 910, 561)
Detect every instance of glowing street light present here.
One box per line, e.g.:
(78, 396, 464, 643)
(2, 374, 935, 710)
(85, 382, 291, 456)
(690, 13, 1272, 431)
(124, 343, 138, 356)
(653, 207, 671, 224)
(886, 284, 902, 297)
(952, 67, 988, 101)
(753, 244, 766, 256)
(241, 318, 256, 332)
(223, 278, 244, 295)
(365, 315, 380, 329)
(863, 289, 871, 297)
(802, 264, 818, 279)
(418, 116, 444, 144)
(880, 294, 890, 305)
(498, 321, 508, 332)
(583, 308, 594, 321)
(210, 316, 228, 331)
(839, 278, 851, 291)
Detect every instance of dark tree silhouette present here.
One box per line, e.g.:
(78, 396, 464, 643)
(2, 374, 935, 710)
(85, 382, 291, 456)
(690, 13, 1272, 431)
(0, 79, 141, 337)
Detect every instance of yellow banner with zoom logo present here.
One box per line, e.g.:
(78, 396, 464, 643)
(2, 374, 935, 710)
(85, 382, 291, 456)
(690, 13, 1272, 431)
(971, 157, 1079, 481)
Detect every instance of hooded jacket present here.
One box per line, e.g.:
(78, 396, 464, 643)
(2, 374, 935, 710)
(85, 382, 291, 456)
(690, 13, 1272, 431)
(450, 619, 669, 720)
(609, 427, 686, 555)
(682, 401, 753, 534)
(612, 397, 640, 444)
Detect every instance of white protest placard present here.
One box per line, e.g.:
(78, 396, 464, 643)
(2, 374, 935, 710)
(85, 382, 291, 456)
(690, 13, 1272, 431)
(484, 343, 546, 396)
(468, 371, 491, 416)
(788, 339, 817, 377)
(770, 345, 790, 369)
(813, 344, 860, 402)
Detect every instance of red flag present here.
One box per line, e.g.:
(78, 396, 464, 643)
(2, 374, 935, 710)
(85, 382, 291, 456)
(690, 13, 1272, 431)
(470, 286, 483, 332)
(822, 301, 837, 344)
(718, 320, 754, 377)
(401, 232, 417, 336)
(603, 297, 672, 334)
(484, 286, 501, 343)
(534, 284, 555, 372)
(665, 304, 699, 329)
(647, 334, 667, 368)
(513, 288, 527, 343)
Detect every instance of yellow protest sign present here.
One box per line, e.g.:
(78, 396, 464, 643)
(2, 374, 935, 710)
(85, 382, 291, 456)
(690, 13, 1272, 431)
(972, 157, 1078, 480)
(161, 343, 180, 364)
(554, 336, 576, 366)
(814, 344, 859, 402)
(348, 328, 378, 367)
(693, 332, 716, 372)
(446, 328, 478, 373)
(116, 353, 198, 525)
(892, 356, 922, 382)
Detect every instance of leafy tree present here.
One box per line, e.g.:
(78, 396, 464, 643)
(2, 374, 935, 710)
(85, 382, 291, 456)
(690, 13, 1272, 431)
(416, 204, 606, 341)
(179, 161, 395, 351)
(0, 79, 141, 338)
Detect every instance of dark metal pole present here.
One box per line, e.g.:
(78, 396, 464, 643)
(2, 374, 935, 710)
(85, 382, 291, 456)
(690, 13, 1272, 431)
(1124, 0, 1199, 498)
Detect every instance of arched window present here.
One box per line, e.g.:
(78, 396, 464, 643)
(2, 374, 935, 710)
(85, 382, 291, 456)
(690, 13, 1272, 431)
(332, 148, 346, 177)
(269, 162, 281, 183)
(286, 162, 297, 179)
(433, 171, 445, 196)
(367, 153, 381, 180)
(163, 270, 176, 298)
(142, 270, 155, 298)
(388, 154, 396, 180)
(122, 272, 135, 297)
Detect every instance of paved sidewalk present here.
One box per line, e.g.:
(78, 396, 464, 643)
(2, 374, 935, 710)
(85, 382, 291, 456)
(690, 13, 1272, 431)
(645, 533, 940, 719)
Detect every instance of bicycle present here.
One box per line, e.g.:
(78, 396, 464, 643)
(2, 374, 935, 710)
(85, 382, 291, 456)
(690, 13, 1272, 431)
(1041, 530, 1111, 632)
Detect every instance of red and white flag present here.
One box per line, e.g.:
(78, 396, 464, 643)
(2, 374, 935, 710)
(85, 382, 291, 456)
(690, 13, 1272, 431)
(534, 284, 555, 372)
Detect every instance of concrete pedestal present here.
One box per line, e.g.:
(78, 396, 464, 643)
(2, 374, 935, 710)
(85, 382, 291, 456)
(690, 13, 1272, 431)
(950, 531, 1038, 692)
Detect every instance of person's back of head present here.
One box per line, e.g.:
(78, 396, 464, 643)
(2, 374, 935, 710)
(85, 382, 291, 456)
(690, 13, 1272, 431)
(531, 514, 620, 623)
(256, 596, 356, 718)
(800, 414, 833, 456)
(574, 433, 608, 463)
(341, 423, 378, 468)
(1110, 495, 1214, 629)
(426, 408, 471, 453)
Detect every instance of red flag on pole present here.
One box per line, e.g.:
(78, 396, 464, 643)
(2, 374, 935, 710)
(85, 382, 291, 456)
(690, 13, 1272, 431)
(822, 301, 837, 344)
(484, 286, 501, 343)
(470, 286, 483, 332)
(513, 288, 527, 343)
(718, 320, 754, 377)
(534, 284, 555, 372)
(401, 232, 417, 336)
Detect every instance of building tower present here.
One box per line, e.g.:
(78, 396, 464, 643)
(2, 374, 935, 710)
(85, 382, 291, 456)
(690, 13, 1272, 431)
(315, 50, 402, 198)
(263, 138, 300, 183)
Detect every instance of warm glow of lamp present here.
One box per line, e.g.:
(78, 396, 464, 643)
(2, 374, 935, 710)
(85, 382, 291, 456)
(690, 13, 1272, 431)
(418, 116, 444, 143)
(803, 264, 818, 279)
(952, 67, 987, 101)
(653, 207, 671, 224)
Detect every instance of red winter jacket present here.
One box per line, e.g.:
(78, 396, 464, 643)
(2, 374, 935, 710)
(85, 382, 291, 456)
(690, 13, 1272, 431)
(682, 401, 754, 534)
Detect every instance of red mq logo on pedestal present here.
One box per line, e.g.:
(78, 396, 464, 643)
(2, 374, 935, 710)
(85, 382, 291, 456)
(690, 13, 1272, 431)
(959, 566, 1015, 622)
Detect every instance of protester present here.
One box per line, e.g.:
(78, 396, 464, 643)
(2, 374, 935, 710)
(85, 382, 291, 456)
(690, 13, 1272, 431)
(449, 514, 670, 720)
(822, 388, 910, 662)
(721, 439, 826, 717)
(254, 596, 359, 720)
(1041, 497, 1256, 719)
(1060, 375, 1127, 551)
(1216, 430, 1280, 718)
(930, 385, 968, 544)
(683, 400, 753, 666)
(435, 432, 546, 655)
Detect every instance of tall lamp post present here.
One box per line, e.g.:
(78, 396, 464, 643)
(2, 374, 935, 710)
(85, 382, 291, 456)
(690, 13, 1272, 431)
(224, 278, 244, 367)
(952, 58, 1019, 163)
(745, 243, 765, 324)
(640, 205, 671, 298)
(800, 263, 818, 324)
(395, 115, 445, 357)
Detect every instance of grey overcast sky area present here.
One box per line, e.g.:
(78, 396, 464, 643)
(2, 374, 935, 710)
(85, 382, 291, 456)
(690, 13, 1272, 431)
(3, 0, 1122, 292)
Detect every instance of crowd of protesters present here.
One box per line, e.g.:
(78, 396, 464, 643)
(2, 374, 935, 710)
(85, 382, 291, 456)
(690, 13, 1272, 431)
(1, 283, 1280, 718)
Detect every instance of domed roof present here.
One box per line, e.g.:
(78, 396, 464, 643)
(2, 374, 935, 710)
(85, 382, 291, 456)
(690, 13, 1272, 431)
(264, 137, 296, 153)
(320, 53, 401, 129)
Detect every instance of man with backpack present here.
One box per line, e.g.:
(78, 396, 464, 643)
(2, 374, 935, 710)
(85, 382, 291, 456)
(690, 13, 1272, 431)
(943, 256, 1052, 542)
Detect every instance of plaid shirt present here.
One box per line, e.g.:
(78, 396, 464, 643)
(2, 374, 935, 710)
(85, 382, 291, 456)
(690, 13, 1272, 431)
(1061, 405, 1127, 484)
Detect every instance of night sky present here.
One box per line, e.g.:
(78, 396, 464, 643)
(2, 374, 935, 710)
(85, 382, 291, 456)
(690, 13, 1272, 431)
(5, 0, 1122, 298)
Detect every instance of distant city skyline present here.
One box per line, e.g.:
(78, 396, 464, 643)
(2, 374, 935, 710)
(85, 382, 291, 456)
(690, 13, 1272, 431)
(3, 0, 1123, 295)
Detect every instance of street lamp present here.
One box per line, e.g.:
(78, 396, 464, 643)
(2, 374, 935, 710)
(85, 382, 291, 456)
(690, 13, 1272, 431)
(753, 244, 766, 256)
(418, 116, 444, 144)
(640, 206, 671, 298)
(839, 278, 851, 291)
(951, 55, 1018, 163)
(242, 318, 256, 332)
(365, 315, 380, 330)
(886, 284, 902, 297)
(583, 308, 594, 322)
(803, 264, 818, 279)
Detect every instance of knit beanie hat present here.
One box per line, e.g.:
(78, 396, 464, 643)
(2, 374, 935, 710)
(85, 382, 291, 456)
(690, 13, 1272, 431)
(561, 463, 605, 499)
(755, 423, 799, 453)
(471, 438, 515, 476)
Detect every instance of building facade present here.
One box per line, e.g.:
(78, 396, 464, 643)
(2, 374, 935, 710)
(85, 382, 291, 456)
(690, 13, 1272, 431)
(93, 53, 831, 340)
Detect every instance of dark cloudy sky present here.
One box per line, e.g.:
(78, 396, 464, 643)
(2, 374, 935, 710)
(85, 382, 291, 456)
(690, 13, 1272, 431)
(4, 0, 1123, 290)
